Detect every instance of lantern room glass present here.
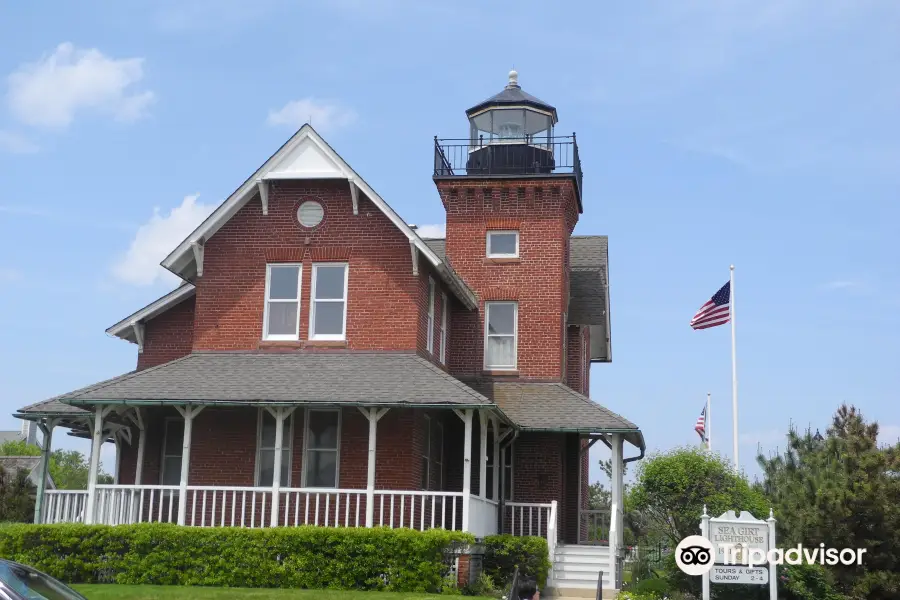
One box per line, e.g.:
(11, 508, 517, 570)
(469, 107, 553, 146)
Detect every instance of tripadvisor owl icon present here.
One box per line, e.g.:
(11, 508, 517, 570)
(676, 535, 715, 576)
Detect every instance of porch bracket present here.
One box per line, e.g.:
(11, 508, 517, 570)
(257, 179, 269, 216)
(409, 240, 419, 276)
(348, 177, 359, 215)
(34, 418, 59, 525)
(174, 405, 205, 526)
(191, 240, 205, 277)
(131, 321, 145, 354)
(266, 406, 297, 527)
(128, 408, 147, 486)
(360, 407, 389, 527)
(85, 405, 115, 524)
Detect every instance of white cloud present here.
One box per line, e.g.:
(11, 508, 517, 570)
(823, 280, 861, 291)
(7, 43, 155, 129)
(0, 131, 39, 154)
(414, 223, 446, 239)
(112, 194, 216, 286)
(267, 98, 356, 133)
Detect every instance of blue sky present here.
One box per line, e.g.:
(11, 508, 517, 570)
(1, 0, 898, 483)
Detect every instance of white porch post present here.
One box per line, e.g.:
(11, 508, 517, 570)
(268, 406, 296, 527)
(491, 416, 500, 501)
(609, 434, 625, 589)
(85, 405, 111, 524)
(360, 407, 389, 527)
(478, 411, 488, 499)
(33, 419, 57, 524)
(113, 434, 122, 485)
(455, 409, 474, 532)
(175, 405, 204, 526)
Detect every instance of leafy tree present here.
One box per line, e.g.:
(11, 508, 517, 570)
(629, 446, 768, 547)
(0, 466, 35, 522)
(0, 440, 114, 489)
(758, 405, 900, 599)
(588, 481, 610, 510)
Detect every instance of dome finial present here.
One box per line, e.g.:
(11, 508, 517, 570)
(507, 68, 519, 89)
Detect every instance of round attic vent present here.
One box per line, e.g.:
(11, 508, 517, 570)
(297, 200, 324, 228)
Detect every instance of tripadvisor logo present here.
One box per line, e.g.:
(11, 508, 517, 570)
(676, 536, 867, 574)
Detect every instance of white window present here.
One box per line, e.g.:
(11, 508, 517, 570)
(421, 415, 444, 490)
(160, 418, 183, 486)
(427, 278, 436, 353)
(310, 263, 348, 340)
(302, 410, 341, 488)
(440, 292, 448, 364)
(484, 302, 518, 370)
(263, 264, 302, 340)
(255, 410, 293, 487)
(486, 231, 519, 258)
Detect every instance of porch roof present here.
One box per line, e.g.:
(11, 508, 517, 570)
(472, 381, 644, 449)
(25, 352, 493, 408)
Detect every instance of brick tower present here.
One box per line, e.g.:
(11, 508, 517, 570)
(433, 70, 583, 381)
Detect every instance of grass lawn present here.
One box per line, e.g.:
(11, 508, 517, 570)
(73, 585, 495, 600)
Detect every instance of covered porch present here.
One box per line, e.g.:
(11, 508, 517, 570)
(16, 352, 643, 584)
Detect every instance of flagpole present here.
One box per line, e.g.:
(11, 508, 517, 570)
(707, 392, 712, 452)
(730, 265, 738, 470)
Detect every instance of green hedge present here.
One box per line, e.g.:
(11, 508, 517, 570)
(0, 524, 474, 592)
(481, 534, 550, 588)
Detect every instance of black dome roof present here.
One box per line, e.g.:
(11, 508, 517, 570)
(466, 71, 558, 124)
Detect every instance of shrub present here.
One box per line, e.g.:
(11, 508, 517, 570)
(481, 534, 550, 588)
(779, 563, 847, 600)
(628, 577, 671, 595)
(0, 523, 474, 592)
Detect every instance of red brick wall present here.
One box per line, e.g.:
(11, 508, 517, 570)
(118, 406, 428, 490)
(416, 264, 451, 368)
(438, 180, 580, 379)
(136, 296, 195, 371)
(192, 181, 421, 351)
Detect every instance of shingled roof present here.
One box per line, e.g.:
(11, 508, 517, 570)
(472, 381, 643, 449)
(48, 352, 492, 408)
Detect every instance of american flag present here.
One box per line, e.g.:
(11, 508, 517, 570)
(695, 406, 707, 441)
(690, 281, 731, 330)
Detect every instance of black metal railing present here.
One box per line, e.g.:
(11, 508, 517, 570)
(434, 135, 583, 194)
(579, 509, 611, 545)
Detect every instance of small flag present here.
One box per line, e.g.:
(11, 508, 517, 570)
(695, 406, 707, 441)
(690, 281, 731, 330)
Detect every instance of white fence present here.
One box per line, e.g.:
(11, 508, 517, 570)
(42, 490, 88, 523)
(503, 501, 558, 561)
(467, 496, 499, 537)
(44, 486, 466, 531)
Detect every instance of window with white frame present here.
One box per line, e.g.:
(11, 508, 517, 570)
(160, 418, 183, 486)
(263, 264, 302, 340)
(420, 415, 444, 490)
(427, 278, 436, 354)
(486, 231, 519, 258)
(440, 292, 448, 364)
(484, 302, 518, 369)
(303, 410, 340, 487)
(255, 410, 293, 487)
(310, 263, 348, 340)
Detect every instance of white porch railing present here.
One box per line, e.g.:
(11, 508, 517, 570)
(44, 486, 467, 532)
(42, 490, 88, 524)
(467, 496, 499, 537)
(503, 501, 558, 561)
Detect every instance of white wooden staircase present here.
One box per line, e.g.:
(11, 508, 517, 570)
(546, 545, 614, 599)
